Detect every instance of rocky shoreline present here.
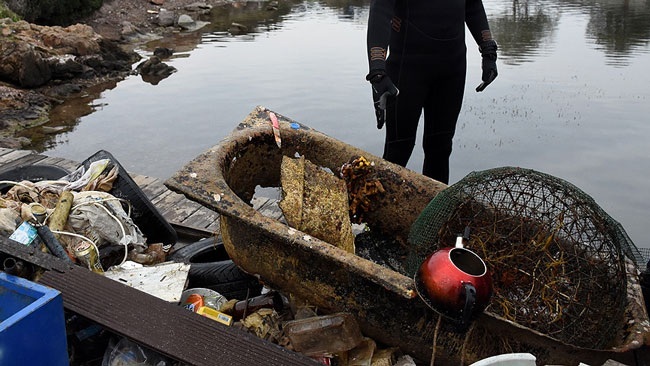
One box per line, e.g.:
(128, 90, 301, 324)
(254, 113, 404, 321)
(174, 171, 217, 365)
(0, 0, 227, 148)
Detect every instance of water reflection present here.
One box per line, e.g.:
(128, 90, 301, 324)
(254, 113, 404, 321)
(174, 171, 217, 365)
(28, 0, 650, 155)
(20, 80, 117, 151)
(583, 0, 650, 65)
(490, 0, 560, 65)
(204, 0, 300, 37)
(489, 0, 650, 66)
(27, 0, 650, 249)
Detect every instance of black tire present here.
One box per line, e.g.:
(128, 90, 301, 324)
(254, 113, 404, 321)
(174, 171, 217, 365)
(0, 164, 69, 193)
(168, 237, 230, 263)
(169, 237, 262, 300)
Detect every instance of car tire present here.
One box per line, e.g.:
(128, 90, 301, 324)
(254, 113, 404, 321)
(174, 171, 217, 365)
(169, 237, 262, 300)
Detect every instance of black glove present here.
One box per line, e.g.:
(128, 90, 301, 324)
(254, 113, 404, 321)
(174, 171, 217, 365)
(476, 40, 498, 92)
(366, 70, 399, 129)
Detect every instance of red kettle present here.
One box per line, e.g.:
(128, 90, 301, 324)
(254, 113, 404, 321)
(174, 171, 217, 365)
(414, 230, 492, 330)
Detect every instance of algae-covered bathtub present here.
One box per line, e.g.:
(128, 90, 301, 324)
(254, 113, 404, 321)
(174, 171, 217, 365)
(165, 106, 649, 365)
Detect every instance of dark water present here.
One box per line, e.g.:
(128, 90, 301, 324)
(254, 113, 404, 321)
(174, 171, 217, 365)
(24, 0, 650, 249)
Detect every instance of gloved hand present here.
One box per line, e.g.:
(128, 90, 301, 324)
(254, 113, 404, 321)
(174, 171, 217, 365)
(476, 40, 498, 92)
(366, 70, 399, 129)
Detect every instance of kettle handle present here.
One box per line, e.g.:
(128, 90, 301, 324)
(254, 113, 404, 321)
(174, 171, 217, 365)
(460, 282, 477, 330)
(455, 226, 472, 248)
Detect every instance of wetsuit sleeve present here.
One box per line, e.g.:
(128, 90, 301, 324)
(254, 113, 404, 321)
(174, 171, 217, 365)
(367, 0, 397, 73)
(465, 0, 493, 46)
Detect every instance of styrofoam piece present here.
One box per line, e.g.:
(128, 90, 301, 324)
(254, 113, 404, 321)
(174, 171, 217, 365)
(105, 261, 190, 302)
(469, 353, 537, 366)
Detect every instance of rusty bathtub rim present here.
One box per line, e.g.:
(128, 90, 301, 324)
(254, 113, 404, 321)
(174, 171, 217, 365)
(168, 108, 418, 300)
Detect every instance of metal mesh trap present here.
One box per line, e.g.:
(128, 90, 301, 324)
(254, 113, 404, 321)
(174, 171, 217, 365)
(407, 167, 644, 349)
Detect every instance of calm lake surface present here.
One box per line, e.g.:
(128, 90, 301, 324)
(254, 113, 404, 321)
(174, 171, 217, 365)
(30, 0, 650, 249)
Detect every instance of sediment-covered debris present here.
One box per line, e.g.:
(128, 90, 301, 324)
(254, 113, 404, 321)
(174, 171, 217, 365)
(279, 155, 355, 254)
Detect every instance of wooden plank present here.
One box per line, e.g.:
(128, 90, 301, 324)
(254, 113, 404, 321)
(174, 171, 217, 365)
(148, 188, 175, 207)
(35, 156, 81, 174)
(0, 147, 17, 157)
(0, 149, 35, 164)
(36, 156, 69, 168)
(50, 157, 82, 172)
(253, 196, 285, 220)
(157, 191, 202, 222)
(153, 189, 218, 239)
(179, 205, 220, 231)
(0, 151, 47, 172)
(133, 176, 168, 202)
(132, 174, 158, 189)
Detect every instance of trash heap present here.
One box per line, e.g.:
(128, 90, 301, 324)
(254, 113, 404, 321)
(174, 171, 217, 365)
(0, 153, 418, 365)
(1, 158, 170, 276)
(178, 285, 419, 366)
(270, 157, 650, 363)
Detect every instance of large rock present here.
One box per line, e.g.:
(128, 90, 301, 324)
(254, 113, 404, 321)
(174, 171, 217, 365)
(0, 84, 51, 135)
(4, 0, 103, 24)
(0, 19, 138, 88)
(0, 41, 52, 87)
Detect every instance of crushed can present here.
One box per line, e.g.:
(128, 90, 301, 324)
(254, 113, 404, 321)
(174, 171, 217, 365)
(74, 242, 104, 274)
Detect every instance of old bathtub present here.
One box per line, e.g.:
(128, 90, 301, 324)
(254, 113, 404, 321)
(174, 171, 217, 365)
(165, 106, 649, 365)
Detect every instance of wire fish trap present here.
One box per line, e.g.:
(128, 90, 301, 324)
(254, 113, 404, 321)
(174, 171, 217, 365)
(407, 166, 645, 350)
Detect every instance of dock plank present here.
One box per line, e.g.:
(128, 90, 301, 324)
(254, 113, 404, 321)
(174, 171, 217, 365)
(0, 149, 33, 164)
(0, 150, 46, 170)
(0, 147, 14, 156)
(156, 190, 203, 223)
(132, 175, 167, 201)
(179, 205, 220, 231)
(253, 196, 285, 220)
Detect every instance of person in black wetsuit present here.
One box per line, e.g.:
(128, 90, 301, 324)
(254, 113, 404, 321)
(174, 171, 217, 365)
(366, 0, 498, 184)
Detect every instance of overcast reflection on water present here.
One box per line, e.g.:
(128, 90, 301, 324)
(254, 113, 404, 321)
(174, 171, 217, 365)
(36, 0, 650, 249)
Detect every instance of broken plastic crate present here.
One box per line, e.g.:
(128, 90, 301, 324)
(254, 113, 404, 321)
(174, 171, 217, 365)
(0, 272, 69, 366)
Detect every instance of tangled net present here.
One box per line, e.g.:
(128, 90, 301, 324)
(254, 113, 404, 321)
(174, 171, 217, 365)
(407, 167, 643, 349)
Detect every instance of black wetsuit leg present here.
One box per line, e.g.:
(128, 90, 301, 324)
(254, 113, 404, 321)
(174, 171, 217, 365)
(383, 38, 466, 184)
(421, 48, 466, 184)
(382, 58, 427, 168)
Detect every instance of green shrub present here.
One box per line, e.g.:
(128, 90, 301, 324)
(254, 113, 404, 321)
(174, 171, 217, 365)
(0, 2, 21, 21)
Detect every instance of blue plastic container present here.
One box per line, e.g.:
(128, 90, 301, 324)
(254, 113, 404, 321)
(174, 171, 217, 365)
(0, 271, 69, 365)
